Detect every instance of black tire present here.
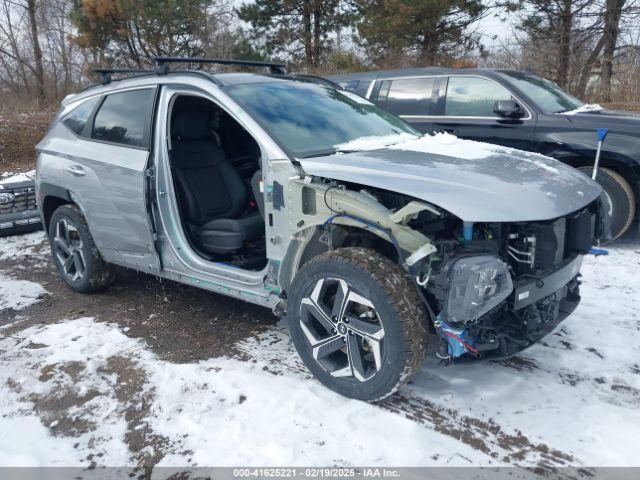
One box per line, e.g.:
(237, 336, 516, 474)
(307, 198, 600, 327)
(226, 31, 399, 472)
(48, 204, 115, 293)
(287, 248, 428, 401)
(578, 167, 636, 239)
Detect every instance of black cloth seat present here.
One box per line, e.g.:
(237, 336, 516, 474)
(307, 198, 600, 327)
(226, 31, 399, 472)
(170, 108, 263, 255)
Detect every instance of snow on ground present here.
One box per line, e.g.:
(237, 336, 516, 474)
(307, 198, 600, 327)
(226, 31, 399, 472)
(0, 228, 638, 468)
(0, 230, 48, 261)
(0, 317, 488, 467)
(0, 231, 48, 320)
(0, 273, 47, 314)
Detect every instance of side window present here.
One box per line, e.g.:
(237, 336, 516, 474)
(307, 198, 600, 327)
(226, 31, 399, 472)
(385, 77, 436, 116)
(444, 76, 512, 117)
(92, 89, 155, 148)
(62, 97, 100, 136)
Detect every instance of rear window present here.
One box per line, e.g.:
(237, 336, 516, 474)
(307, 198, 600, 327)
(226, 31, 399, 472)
(384, 77, 436, 116)
(92, 89, 155, 148)
(62, 97, 100, 136)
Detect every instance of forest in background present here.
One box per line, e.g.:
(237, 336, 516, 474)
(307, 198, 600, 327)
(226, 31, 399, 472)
(0, 0, 639, 111)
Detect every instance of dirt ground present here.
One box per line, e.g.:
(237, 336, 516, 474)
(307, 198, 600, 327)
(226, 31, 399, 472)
(0, 110, 55, 173)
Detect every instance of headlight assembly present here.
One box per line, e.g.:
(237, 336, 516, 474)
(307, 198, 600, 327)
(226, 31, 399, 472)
(441, 255, 513, 324)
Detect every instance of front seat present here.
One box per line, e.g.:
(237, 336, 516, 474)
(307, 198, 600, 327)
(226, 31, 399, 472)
(170, 108, 264, 255)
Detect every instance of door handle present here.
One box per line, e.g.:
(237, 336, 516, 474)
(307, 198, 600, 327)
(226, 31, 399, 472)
(438, 127, 459, 135)
(66, 165, 86, 177)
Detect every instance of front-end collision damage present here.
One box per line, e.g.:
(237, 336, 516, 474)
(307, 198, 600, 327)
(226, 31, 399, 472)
(280, 177, 439, 293)
(281, 173, 606, 362)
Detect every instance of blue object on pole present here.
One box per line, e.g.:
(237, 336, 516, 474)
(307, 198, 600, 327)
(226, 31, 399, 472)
(597, 128, 609, 142)
(590, 247, 609, 256)
(592, 128, 609, 180)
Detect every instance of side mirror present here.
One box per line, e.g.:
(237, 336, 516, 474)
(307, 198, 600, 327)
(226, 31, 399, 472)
(493, 100, 525, 118)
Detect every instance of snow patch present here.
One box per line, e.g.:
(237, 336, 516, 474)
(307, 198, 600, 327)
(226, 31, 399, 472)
(0, 169, 35, 187)
(334, 132, 562, 173)
(0, 273, 47, 313)
(0, 231, 48, 261)
(558, 104, 604, 115)
(333, 132, 418, 152)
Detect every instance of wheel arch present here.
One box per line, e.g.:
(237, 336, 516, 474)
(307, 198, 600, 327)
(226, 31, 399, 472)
(279, 224, 399, 296)
(39, 183, 74, 233)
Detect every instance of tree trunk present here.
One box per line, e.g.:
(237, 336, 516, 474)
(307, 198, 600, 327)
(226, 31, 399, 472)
(575, 35, 606, 98)
(600, 0, 625, 102)
(302, 1, 313, 68)
(27, 0, 46, 107)
(556, 0, 573, 89)
(312, 1, 321, 67)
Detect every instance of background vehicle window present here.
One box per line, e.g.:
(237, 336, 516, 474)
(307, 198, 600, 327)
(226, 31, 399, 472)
(385, 77, 435, 115)
(497, 71, 583, 113)
(92, 89, 155, 147)
(340, 80, 360, 92)
(62, 97, 100, 136)
(445, 77, 512, 117)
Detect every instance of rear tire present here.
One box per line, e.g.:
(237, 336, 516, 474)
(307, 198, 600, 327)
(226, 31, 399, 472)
(49, 204, 115, 293)
(287, 248, 428, 401)
(578, 167, 636, 239)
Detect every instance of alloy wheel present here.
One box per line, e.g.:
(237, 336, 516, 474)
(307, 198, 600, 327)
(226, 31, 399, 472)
(53, 218, 86, 282)
(298, 278, 385, 382)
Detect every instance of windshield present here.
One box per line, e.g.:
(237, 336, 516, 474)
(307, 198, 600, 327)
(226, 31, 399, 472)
(498, 71, 584, 114)
(225, 81, 419, 157)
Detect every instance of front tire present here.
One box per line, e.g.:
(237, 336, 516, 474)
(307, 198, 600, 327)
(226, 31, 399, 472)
(49, 204, 115, 293)
(579, 167, 636, 239)
(287, 248, 428, 401)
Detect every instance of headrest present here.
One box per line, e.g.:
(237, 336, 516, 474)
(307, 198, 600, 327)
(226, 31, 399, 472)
(172, 109, 211, 140)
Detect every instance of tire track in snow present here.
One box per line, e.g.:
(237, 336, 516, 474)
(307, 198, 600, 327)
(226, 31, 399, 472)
(378, 392, 577, 471)
(231, 327, 580, 469)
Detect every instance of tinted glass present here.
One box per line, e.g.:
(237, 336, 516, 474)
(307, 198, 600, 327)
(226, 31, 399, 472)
(340, 80, 360, 92)
(385, 77, 435, 115)
(497, 71, 583, 113)
(62, 97, 100, 135)
(226, 82, 418, 157)
(445, 76, 512, 117)
(92, 89, 155, 147)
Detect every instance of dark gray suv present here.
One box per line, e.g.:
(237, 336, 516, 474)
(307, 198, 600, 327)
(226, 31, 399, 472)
(37, 58, 608, 401)
(330, 68, 639, 239)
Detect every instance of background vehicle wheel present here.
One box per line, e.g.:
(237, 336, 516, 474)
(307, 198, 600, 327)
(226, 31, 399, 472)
(48, 204, 115, 293)
(287, 248, 428, 401)
(578, 167, 636, 239)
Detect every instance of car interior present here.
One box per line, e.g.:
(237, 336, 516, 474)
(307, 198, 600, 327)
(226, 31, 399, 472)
(168, 95, 267, 270)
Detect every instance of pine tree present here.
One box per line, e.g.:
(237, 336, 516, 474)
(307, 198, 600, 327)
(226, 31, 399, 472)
(354, 0, 487, 66)
(237, 0, 346, 68)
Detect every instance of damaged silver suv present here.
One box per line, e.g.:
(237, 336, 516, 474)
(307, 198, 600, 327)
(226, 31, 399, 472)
(36, 58, 609, 401)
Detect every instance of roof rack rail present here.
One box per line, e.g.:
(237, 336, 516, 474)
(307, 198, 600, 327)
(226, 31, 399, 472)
(93, 68, 154, 85)
(153, 56, 286, 75)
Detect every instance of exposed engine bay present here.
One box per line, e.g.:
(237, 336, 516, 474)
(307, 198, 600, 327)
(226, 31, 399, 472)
(309, 181, 611, 361)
